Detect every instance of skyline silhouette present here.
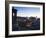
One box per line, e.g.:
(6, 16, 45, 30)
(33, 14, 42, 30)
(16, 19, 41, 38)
(13, 7, 40, 18)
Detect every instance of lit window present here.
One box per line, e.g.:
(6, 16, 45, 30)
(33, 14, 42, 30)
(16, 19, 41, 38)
(13, 13, 15, 16)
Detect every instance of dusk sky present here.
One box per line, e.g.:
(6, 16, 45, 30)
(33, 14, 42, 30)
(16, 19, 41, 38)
(14, 7, 40, 18)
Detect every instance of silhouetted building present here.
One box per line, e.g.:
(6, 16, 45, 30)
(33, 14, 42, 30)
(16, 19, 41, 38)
(12, 7, 17, 25)
(12, 7, 18, 31)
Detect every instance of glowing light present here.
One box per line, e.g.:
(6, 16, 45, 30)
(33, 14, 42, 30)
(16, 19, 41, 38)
(13, 13, 15, 16)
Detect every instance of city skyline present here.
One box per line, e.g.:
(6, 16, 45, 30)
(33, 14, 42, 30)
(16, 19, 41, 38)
(14, 7, 40, 18)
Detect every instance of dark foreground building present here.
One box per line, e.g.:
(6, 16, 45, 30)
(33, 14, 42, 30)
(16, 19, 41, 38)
(12, 16, 40, 31)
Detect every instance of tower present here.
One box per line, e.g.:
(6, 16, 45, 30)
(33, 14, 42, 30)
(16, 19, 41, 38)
(12, 7, 17, 25)
(36, 16, 37, 20)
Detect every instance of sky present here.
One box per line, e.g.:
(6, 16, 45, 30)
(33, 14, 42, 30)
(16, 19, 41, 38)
(13, 7, 40, 18)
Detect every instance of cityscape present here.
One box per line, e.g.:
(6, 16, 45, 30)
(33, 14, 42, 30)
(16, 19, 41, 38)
(12, 7, 40, 31)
